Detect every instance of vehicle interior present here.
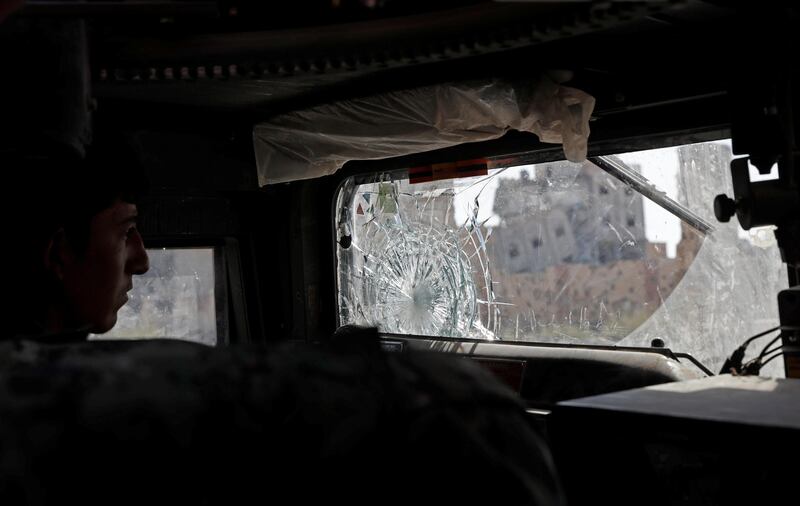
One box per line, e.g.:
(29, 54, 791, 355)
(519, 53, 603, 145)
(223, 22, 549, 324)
(2, 1, 800, 505)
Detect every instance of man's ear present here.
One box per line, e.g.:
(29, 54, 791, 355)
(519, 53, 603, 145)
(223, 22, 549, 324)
(43, 228, 74, 281)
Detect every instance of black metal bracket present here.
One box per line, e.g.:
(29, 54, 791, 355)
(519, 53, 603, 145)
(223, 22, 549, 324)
(715, 67, 800, 377)
(714, 72, 800, 275)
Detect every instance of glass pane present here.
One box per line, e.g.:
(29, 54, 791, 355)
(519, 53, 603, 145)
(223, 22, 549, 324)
(335, 140, 787, 376)
(92, 248, 218, 346)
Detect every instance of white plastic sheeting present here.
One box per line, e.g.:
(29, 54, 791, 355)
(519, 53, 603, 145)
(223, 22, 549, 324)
(254, 74, 595, 185)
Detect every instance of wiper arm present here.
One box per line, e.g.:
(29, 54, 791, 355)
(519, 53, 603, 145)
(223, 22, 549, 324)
(672, 352, 715, 377)
(589, 155, 716, 235)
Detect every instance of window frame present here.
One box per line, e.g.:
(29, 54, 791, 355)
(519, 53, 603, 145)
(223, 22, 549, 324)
(329, 128, 733, 343)
(115, 237, 235, 346)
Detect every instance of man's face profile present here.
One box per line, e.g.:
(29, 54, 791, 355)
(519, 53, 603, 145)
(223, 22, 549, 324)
(57, 200, 150, 333)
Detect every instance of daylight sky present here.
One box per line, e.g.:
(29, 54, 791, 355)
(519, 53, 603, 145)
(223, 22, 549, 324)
(451, 139, 772, 258)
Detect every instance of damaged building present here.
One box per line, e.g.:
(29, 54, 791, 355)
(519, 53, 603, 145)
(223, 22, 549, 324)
(490, 160, 648, 274)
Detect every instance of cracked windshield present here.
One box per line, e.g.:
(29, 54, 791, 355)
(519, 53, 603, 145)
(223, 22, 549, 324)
(336, 140, 788, 375)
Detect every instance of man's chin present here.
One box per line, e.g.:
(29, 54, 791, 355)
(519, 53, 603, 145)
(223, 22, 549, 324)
(90, 316, 118, 335)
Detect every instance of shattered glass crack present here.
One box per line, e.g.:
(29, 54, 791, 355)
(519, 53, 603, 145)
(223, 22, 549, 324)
(336, 141, 788, 377)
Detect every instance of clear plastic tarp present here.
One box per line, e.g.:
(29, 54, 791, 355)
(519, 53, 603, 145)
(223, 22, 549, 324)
(335, 140, 788, 376)
(253, 73, 595, 185)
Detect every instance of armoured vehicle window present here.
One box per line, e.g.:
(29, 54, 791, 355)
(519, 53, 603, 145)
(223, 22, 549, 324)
(336, 140, 788, 374)
(92, 248, 221, 345)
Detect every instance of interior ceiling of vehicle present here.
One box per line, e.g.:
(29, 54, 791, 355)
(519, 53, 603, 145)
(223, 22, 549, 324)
(3, 1, 790, 166)
(89, 1, 683, 112)
(16, 0, 776, 129)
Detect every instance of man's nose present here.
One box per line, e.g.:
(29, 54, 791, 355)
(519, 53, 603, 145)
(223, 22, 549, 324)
(128, 230, 149, 275)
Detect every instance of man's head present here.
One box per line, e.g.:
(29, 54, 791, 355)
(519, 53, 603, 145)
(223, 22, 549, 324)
(53, 196, 149, 334)
(7, 137, 150, 337)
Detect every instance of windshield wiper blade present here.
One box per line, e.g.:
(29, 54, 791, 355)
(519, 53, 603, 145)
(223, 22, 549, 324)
(589, 155, 716, 235)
